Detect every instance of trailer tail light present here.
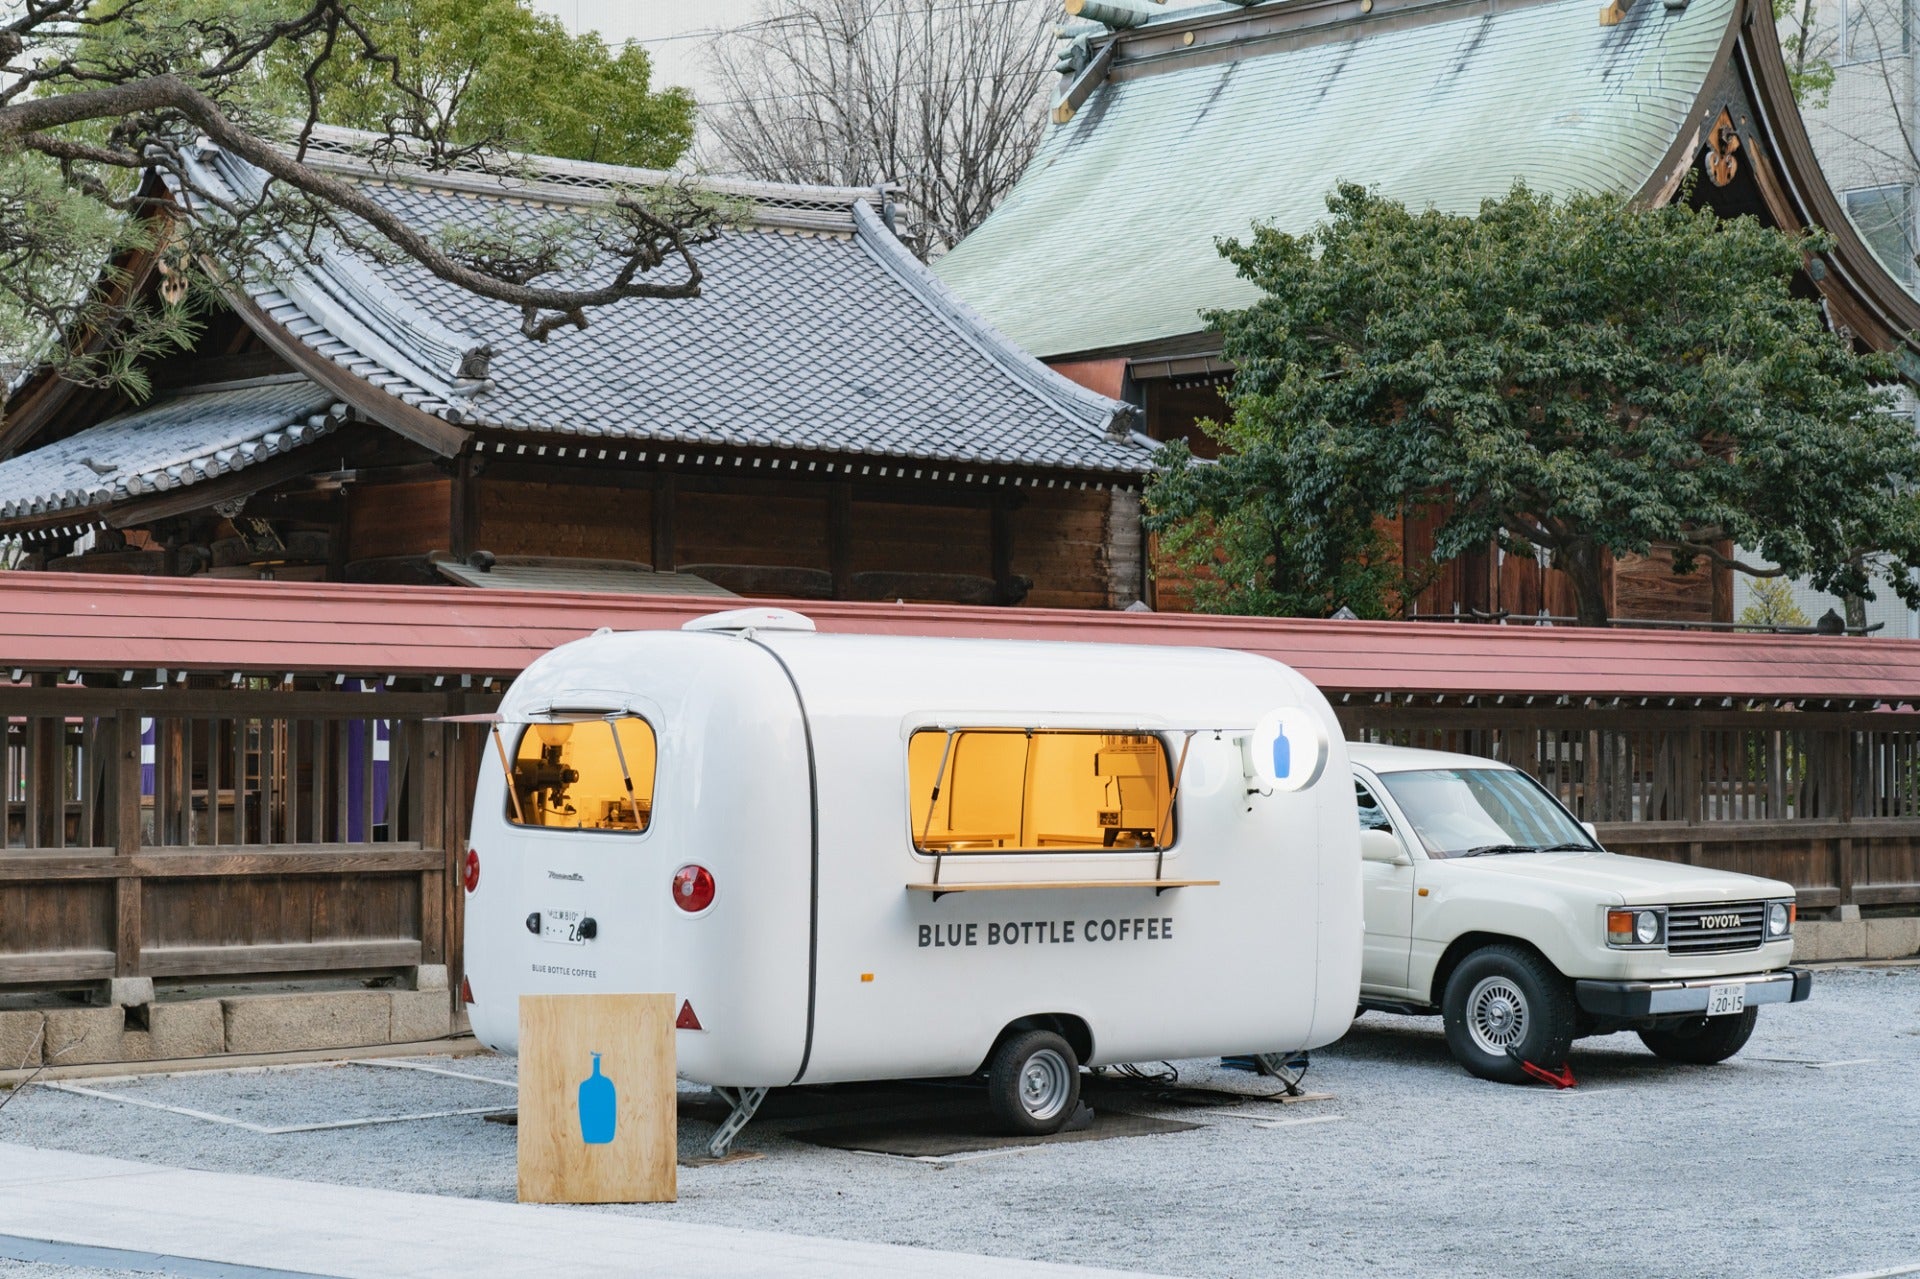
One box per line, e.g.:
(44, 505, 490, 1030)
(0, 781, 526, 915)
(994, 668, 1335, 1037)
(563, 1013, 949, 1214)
(463, 848, 480, 893)
(459, 975, 474, 1005)
(672, 864, 716, 913)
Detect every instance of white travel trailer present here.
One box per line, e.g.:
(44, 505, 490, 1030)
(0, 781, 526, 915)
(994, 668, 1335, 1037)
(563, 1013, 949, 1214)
(463, 608, 1361, 1153)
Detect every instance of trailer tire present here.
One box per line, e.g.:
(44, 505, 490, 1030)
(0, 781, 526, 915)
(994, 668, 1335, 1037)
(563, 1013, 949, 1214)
(1636, 1006, 1759, 1064)
(1441, 944, 1575, 1084)
(986, 1029, 1081, 1135)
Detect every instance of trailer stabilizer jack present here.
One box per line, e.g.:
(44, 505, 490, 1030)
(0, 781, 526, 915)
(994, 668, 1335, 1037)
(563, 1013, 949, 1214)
(709, 1085, 770, 1158)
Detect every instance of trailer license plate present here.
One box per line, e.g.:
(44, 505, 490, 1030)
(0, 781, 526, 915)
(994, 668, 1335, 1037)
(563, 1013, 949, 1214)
(1705, 983, 1746, 1016)
(541, 908, 588, 946)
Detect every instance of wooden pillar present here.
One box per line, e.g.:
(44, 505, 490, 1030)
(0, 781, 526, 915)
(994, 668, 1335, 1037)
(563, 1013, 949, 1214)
(991, 502, 1014, 591)
(450, 454, 480, 560)
(113, 709, 143, 978)
(419, 719, 447, 967)
(829, 482, 852, 600)
(652, 473, 676, 572)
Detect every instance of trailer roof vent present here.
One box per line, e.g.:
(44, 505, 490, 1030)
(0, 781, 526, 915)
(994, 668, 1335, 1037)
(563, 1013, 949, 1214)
(682, 607, 818, 634)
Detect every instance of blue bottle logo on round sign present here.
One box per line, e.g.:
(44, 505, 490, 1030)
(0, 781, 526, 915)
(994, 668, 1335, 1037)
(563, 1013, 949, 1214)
(578, 1052, 617, 1145)
(1250, 707, 1328, 792)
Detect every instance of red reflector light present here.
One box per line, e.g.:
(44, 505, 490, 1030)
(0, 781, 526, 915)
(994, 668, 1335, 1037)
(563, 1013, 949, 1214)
(676, 999, 703, 1030)
(459, 975, 474, 1005)
(672, 864, 716, 913)
(462, 848, 480, 893)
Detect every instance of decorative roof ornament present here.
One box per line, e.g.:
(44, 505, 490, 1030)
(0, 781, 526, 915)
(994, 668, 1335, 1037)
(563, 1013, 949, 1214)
(1704, 109, 1742, 186)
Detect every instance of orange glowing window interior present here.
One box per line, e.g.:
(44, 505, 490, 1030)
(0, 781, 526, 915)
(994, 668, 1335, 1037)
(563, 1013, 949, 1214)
(505, 717, 657, 832)
(907, 729, 1173, 853)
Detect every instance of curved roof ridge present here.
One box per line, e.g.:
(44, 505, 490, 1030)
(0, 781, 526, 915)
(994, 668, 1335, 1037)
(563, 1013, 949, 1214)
(849, 200, 1143, 448)
(290, 125, 892, 236)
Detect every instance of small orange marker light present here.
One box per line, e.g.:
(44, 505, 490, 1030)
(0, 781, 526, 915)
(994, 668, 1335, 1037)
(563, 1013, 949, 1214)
(1417, 888, 1429, 897)
(860, 973, 874, 983)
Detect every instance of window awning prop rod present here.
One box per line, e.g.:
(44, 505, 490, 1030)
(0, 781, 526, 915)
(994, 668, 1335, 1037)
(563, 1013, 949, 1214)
(921, 729, 957, 885)
(490, 724, 526, 825)
(607, 722, 643, 828)
(1154, 731, 1196, 882)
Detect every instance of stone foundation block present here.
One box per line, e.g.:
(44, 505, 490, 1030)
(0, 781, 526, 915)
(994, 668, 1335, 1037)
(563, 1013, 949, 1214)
(0, 1009, 46, 1070)
(108, 977, 154, 1008)
(149, 1000, 225, 1060)
(390, 990, 452, 1043)
(1790, 926, 1824, 964)
(412, 964, 449, 993)
(1865, 917, 1920, 960)
(1804, 919, 1867, 961)
(42, 1006, 125, 1066)
(221, 991, 391, 1055)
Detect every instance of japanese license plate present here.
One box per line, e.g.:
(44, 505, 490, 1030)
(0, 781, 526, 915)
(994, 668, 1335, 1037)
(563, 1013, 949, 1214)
(1705, 983, 1746, 1016)
(540, 908, 588, 946)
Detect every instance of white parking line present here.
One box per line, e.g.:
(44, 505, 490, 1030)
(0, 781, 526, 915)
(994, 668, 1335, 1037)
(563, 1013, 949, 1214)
(1250, 1114, 1344, 1130)
(39, 1081, 509, 1134)
(1821, 1261, 1920, 1279)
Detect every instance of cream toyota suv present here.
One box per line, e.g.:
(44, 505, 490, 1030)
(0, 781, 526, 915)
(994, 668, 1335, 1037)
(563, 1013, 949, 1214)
(1350, 744, 1812, 1082)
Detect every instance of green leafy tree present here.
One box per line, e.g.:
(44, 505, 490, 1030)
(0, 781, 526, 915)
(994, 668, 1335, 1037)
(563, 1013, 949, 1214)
(2, 0, 717, 435)
(1147, 183, 1920, 625)
(270, 0, 694, 169)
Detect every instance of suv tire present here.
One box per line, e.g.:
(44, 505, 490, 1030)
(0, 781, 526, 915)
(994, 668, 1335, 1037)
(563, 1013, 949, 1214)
(1637, 1006, 1759, 1064)
(1441, 944, 1577, 1083)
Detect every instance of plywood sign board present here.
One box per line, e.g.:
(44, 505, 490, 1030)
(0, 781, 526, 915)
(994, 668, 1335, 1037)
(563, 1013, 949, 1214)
(518, 993, 676, 1204)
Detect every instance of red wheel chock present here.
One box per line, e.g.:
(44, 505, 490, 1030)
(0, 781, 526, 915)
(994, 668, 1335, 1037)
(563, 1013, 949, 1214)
(1507, 1047, 1577, 1089)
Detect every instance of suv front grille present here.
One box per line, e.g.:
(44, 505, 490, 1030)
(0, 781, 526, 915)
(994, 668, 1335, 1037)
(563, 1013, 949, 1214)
(1666, 901, 1766, 954)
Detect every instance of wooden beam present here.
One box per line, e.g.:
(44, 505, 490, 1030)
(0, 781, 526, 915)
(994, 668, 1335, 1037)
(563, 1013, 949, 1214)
(139, 939, 422, 977)
(149, 350, 294, 391)
(1052, 37, 1117, 124)
(0, 950, 118, 983)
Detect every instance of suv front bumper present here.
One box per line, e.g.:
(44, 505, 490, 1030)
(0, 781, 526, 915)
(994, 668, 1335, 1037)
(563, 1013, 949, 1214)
(1574, 967, 1813, 1018)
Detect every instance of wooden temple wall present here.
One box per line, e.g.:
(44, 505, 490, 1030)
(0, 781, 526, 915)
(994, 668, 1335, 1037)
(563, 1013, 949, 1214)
(0, 684, 470, 995)
(340, 471, 1133, 607)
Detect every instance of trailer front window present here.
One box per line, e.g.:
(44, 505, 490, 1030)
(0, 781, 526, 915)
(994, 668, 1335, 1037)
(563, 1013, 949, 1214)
(908, 729, 1174, 853)
(506, 716, 656, 832)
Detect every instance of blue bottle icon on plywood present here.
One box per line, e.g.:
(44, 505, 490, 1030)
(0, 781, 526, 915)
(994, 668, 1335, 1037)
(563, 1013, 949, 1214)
(1271, 725, 1291, 782)
(578, 1052, 616, 1144)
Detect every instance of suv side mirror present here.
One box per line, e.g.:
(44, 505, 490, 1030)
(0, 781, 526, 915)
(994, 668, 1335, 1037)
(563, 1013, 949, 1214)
(1360, 828, 1411, 866)
(1581, 821, 1599, 841)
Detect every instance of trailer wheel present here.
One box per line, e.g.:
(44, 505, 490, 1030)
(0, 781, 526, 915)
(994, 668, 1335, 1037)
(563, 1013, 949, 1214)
(1637, 1006, 1759, 1064)
(1440, 944, 1575, 1084)
(986, 1029, 1081, 1135)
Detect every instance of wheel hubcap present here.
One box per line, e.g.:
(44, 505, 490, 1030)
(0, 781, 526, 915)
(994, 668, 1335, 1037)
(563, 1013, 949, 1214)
(1466, 975, 1529, 1056)
(1018, 1048, 1072, 1121)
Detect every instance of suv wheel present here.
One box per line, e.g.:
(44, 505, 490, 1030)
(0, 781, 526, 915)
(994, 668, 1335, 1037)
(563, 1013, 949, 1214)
(1637, 1006, 1759, 1064)
(1441, 944, 1576, 1083)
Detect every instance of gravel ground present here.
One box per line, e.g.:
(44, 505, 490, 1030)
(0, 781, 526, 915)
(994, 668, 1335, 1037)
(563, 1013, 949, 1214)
(2, 965, 1915, 1279)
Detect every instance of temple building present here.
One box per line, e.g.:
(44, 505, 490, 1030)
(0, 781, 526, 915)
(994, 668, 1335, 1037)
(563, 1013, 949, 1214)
(0, 130, 1155, 610)
(936, 0, 1920, 621)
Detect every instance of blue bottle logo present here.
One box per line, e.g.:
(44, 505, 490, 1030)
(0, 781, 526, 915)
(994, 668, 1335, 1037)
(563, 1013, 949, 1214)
(578, 1051, 617, 1145)
(1271, 726, 1291, 781)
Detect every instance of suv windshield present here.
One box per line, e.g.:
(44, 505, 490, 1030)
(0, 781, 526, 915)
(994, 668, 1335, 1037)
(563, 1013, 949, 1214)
(1374, 768, 1595, 859)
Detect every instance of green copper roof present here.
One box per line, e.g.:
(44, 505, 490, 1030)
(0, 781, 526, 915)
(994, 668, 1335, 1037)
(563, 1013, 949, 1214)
(937, 0, 1737, 359)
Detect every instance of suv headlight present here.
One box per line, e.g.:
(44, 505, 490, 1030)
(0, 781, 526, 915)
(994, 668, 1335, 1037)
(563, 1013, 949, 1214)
(1607, 906, 1666, 949)
(1766, 900, 1795, 939)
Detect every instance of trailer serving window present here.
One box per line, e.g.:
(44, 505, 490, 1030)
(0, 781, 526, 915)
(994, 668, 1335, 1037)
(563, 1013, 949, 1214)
(502, 716, 657, 832)
(908, 729, 1175, 853)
